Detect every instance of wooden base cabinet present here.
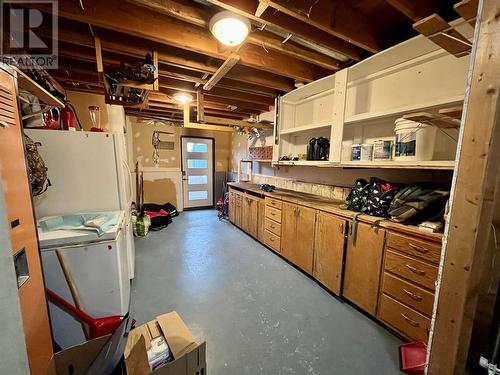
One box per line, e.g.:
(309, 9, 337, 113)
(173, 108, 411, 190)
(343, 222, 386, 316)
(229, 190, 243, 228)
(241, 195, 259, 238)
(313, 212, 347, 295)
(281, 202, 316, 274)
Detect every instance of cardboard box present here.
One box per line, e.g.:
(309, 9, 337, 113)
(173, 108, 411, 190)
(125, 311, 206, 375)
(44, 311, 206, 375)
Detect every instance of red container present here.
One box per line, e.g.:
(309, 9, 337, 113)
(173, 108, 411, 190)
(60, 103, 76, 130)
(400, 342, 427, 375)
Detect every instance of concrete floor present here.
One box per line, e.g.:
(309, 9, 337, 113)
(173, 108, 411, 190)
(130, 209, 403, 375)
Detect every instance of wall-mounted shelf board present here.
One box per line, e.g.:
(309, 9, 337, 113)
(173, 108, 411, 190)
(344, 96, 464, 125)
(280, 122, 331, 135)
(339, 160, 456, 170)
(275, 160, 331, 167)
(250, 159, 272, 163)
(13, 66, 65, 107)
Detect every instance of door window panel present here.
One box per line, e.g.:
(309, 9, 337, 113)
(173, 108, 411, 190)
(188, 175, 208, 185)
(187, 142, 208, 153)
(188, 191, 208, 200)
(187, 159, 208, 169)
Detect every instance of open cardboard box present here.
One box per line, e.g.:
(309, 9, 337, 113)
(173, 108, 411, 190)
(44, 311, 206, 375)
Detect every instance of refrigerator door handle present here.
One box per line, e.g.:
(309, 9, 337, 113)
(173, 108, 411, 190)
(122, 159, 133, 205)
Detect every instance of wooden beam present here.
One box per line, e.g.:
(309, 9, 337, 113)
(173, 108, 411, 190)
(197, 90, 204, 122)
(33, 0, 329, 82)
(203, 54, 240, 91)
(259, 0, 382, 53)
(385, 0, 436, 22)
(413, 14, 472, 56)
(207, 0, 366, 61)
(454, 0, 479, 25)
(427, 0, 500, 372)
(127, 0, 346, 69)
(153, 50, 159, 91)
(255, 1, 269, 17)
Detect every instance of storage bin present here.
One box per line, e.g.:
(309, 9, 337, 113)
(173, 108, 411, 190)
(394, 118, 457, 161)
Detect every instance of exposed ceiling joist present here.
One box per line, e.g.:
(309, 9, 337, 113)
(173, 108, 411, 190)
(385, 0, 437, 22)
(32, 0, 329, 82)
(207, 0, 366, 61)
(126, 0, 344, 71)
(259, 0, 382, 53)
(255, 1, 269, 17)
(454, 0, 478, 24)
(203, 54, 240, 90)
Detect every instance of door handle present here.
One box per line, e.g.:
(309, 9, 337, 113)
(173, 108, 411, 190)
(339, 222, 344, 233)
(403, 288, 423, 301)
(406, 264, 426, 275)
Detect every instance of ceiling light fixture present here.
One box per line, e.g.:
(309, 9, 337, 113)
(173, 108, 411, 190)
(209, 11, 251, 47)
(173, 92, 193, 105)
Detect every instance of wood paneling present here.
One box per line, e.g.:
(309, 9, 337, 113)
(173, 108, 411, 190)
(343, 222, 385, 315)
(0, 68, 53, 375)
(313, 211, 346, 295)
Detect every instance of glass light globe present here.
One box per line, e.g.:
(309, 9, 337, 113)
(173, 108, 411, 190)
(210, 11, 251, 46)
(173, 92, 193, 104)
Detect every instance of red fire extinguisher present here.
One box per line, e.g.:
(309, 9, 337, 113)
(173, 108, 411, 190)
(60, 101, 77, 131)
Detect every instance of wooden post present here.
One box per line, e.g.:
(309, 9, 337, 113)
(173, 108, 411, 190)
(197, 90, 204, 123)
(427, 0, 500, 373)
(94, 35, 104, 83)
(153, 50, 159, 91)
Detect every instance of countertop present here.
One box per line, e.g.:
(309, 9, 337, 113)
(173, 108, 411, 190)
(228, 182, 443, 242)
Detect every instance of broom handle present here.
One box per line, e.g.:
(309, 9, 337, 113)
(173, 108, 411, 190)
(55, 248, 89, 338)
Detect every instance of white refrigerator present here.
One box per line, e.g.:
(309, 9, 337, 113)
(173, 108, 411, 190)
(26, 129, 136, 279)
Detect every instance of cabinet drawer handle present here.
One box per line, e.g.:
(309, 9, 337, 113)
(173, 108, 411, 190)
(270, 224, 275, 229)
(409, 243, 429, 253)
(401, 313, 420, 327)
(269, 237, 275, 242)
(406, 264, 426, 275)
(271, 211, 276, 216)
(403, 288, 423, 301)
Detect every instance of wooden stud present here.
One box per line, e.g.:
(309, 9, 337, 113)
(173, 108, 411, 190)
(427, 0, 500, 372)
(203, 54, 240, 91)
(197, 90, 204, 123)
(93, 35, 104, 84)
(255, 1, 269, 17)
(153, 50, 159, 91)
(454, 0, 479, 25)
(413, 14, 472, 56)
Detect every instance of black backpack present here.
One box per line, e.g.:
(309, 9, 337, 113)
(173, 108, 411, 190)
(388, 185, 449, 224)
(361, 178, 399, 218)
(340, 179, 371, 212)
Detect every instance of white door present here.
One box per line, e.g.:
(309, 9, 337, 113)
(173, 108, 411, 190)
(181, 137, 214, 209)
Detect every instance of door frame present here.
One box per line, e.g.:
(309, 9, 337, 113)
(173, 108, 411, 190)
(180, 136, 216, 210)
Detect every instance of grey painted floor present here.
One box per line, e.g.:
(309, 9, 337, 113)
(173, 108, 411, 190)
(130, 209, 402, 375)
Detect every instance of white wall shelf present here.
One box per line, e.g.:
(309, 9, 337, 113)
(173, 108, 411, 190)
(280, 122, 331, 135)
(339, 160, 456, 170)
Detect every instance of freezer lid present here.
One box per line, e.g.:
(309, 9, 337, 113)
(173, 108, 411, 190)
(37, 211, 125, 249)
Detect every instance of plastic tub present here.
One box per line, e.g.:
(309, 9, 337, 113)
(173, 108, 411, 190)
(394, 118, 436, 161)
(400, 341, 426, 375)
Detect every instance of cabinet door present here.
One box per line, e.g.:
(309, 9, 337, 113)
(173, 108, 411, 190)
(313, 212, 346, 295)
(293, 205, 316, 274)
(234, 194, 243, 228)
(257, 198, 266, 242)
(242, 196, 258, 238)
(280, 202, 297, 262)
(228, 192, 236, 224)
(343, 222, 386, 316)
(281, 202, 316, 274)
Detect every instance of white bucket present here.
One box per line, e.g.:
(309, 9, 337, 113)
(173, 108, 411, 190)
(394, 118, 436, 161)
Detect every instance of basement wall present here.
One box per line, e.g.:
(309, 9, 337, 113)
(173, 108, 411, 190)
(128, 116, 232, 210)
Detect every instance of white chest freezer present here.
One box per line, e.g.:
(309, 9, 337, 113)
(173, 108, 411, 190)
(38, 211, 130, 349)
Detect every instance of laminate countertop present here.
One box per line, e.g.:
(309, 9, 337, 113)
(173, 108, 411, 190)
(228, 182, 443, 242)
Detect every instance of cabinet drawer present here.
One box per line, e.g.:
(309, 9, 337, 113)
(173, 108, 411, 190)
(263, 230, 281, 252)
(385, 250, 438, 291)
(265, 197, 282, 210)
(265, 218, 281, 236)
(387, 232, 442, 264)
(378, 294, 431, 342)
(381, 272, 435, 317)
(265, 206, 282, 223)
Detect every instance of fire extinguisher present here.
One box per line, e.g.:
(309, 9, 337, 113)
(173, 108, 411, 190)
(60, 101, 83, 131)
